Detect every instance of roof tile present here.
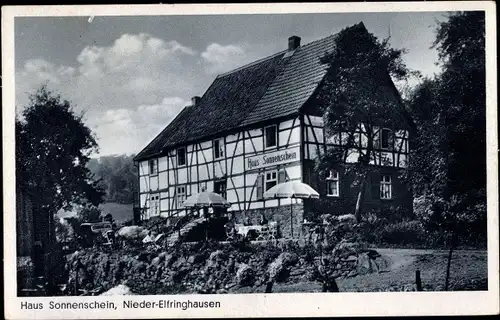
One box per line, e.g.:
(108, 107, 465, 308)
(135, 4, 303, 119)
(135, 23, 376, 161)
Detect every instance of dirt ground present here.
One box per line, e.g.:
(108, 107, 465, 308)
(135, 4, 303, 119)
(270, 249, 488, 293)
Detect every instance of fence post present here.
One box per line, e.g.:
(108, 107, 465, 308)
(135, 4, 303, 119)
(416, 270, 422, 291)
(444, 246, 453, 291)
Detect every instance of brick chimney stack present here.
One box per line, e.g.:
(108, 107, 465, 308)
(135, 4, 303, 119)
(288, 36, 301, 51)
(191, 96, 201, 106)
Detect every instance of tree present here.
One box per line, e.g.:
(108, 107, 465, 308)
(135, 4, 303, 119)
(87, 154, 138, 204)
(315, 23, 417, 221)
(16, 86, 105, 248)
(405, 11, 486, 247)
(77, 205, 102, 223)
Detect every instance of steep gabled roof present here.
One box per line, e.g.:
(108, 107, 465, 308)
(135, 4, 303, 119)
(241, 34, 337, 126)
(135, 51, 291, 161)
(135, 22, 389, 162)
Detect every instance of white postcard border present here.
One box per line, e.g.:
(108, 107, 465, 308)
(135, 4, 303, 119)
(2, 2, 498, 319)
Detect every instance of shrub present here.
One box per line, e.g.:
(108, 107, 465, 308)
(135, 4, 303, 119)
(258, 243, 282, 265)
(379, 220, 426, 245)
(78, 205, 102, 223)
(413, 195, 446, 230)
(413, 191, 487, 248)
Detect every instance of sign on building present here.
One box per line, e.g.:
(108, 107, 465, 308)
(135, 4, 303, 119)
(245, 146, 300, 171)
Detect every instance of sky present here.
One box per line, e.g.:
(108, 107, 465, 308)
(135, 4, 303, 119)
(14, 12, 449, 157)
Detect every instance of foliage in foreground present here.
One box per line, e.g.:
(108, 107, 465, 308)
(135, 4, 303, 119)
(404, 12, 486, 247)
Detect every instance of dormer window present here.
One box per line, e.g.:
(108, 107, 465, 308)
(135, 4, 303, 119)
(265, 125, 277, 149)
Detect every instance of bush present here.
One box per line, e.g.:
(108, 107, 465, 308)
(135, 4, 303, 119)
(78, 205, 102, 223)
(413, 195, 446, 230)
(359, 208, 431, 248)
(379, 220, 426, 245)
(258, 243, 282, 265)
(413, 191, 487, 249)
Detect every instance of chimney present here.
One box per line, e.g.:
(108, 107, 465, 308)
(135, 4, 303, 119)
(191, 96, 201, 106)
(288, 35, 301, 51)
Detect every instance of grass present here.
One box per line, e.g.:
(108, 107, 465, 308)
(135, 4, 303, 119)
(269, 249, 488, 293)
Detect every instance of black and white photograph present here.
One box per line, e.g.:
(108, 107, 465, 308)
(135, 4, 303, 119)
(3, 2, 498, 319)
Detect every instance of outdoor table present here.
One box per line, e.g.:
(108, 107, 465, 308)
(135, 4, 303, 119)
(236, 225, 264, 238)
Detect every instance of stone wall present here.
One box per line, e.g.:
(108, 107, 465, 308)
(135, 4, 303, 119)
(231, 204, 304, 239)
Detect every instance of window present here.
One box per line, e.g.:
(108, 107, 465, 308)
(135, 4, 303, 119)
(265, 125, 277, 149)
(177, 147, 186, 166)
(213, 138, 224, 159)
(326, 170, 340, 197)
(380, 175, 392, 199)
(265, 171, 278, 191)
(380, 128, 393, 150)
(214, 180, 227, 199)
(176, 186, 186, 206)
(149, 159, 158, 176)
(150, 193, 160, 217)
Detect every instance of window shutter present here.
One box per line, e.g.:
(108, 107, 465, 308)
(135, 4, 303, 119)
(278, 169, 287, 183)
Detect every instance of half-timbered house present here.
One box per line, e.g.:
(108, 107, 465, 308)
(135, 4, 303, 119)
(134, 22, 412, 238)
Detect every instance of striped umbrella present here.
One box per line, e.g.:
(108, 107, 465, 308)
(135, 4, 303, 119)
(264, 181, 319, 238)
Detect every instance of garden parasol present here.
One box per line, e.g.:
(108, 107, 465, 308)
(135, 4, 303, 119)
(182, 191, 231, 209)
(264, 180, 319, 238)
(182, 191, 231, 241)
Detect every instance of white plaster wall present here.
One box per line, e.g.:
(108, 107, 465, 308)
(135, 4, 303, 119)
(149, 176, 158, 190)
(158, 156, 168, 172)
(139, 117, 306, 215)
(158, 171, 168, 189)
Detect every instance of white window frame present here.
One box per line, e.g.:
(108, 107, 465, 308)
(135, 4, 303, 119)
(380, 128, 393, 150)
(213, 138, 224, 159)
(176, 185, 186, 206)
(150, 193, 160, 216)
(265, 170, 278, 191)
(149, 159, 158, 176)
(264, 125, 277, 149)
(380, 175, 392, 200)
(177, 147, 187, 167)
(326, 169, 340, 197)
